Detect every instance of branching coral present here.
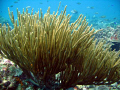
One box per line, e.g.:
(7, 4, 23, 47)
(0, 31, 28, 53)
(0, 2, 120, 89)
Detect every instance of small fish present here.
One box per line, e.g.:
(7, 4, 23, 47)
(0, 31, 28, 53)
(111, 5, 114, 6)
(100, 15, 106, 18)
(14, 1, 18, 3)
(76, 2, 81, 5)
(87, 6, 90, 8)
(90, 7, 94, 9)
(93, 15, 96, 18)
(104, 19, 110, 21)
(95, 12, 99, 14)
(114, 22, 117, 24)
(39, 2, 43, 4)
(10, 5, 13, 7)
(71, 10, 78, 14)
(26, 6, 31, 9)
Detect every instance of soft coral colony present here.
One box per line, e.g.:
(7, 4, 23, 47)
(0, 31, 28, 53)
(0, 2, 120, 90)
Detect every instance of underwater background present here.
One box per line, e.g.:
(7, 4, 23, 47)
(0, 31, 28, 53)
(0, 0, 120, 90)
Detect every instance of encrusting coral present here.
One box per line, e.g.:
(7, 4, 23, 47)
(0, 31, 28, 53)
(0, 2, 120, 89)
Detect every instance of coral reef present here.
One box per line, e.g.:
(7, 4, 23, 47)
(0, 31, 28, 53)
(0, 2, 120, 89)
(94, 25, 120, 51)
(0, 55, 23, 89)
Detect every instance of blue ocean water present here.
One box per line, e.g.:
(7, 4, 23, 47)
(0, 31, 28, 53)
(0, 0, 120, 29)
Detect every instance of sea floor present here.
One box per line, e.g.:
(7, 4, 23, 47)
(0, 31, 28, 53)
(0, 55, 120, 90)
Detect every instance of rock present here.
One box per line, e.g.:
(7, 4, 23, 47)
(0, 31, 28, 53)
(96, 85, 109, 90)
